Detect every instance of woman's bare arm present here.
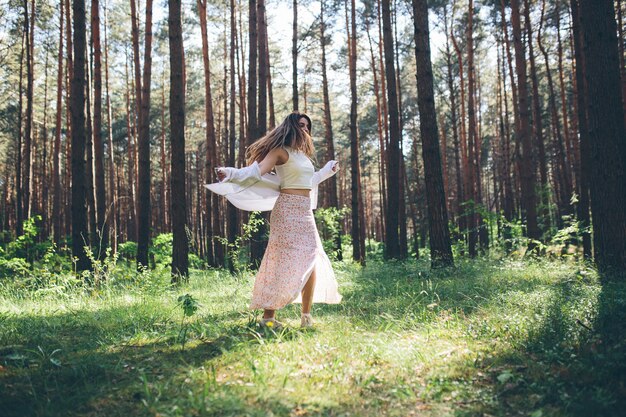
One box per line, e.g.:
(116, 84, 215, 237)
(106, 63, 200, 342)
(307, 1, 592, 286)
(216, 148, 288, 181)
(258, 148, 288, 175)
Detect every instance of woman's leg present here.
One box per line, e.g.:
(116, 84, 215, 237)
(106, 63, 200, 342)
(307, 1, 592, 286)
(301, 268, 317, 314)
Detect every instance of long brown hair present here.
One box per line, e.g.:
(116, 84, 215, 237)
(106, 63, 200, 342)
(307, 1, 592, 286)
(245, 112, 314, 164)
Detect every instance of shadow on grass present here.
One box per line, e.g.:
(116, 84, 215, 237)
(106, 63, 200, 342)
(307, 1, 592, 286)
(451, 274, 626, 417)
(315, 259, 624, 416)
(0, 302, 293, 417)
(331, 258, 569, 328)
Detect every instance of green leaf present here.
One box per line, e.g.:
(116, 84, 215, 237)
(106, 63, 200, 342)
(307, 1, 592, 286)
(497, 370, 514, 383)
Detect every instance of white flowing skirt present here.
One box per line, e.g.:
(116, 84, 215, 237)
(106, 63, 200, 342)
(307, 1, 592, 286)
(249, 193, 342, 310)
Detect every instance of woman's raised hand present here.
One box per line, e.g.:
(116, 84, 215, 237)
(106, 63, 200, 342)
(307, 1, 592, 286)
(331, 161, 340, 172)
(216, 167, 227, 182)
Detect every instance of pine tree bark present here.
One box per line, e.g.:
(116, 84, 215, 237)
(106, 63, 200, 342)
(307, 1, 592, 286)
(412, 0, 453, 267)
(524, 0, 548, 207)
(169, 0, 189, 281)
(16, 31, 25, 237)
(23, 0, 35, 224)
(85, 48, 97, 246)
(137, 0, 154, 268)
(71, 0, 90, 272)
(497, 7, 516, 233)
(538, 0, 572, 220)
(64, 0, 73, 238)
(160, 84, 168, 232)
(249, 0, 269, 267)
(320, 0, 342, 260)
(442, 6, 462, 228)
(292, 0, 298, 110)
(248, 0, 258, 144)
(555, 1, 574, 189)
(365, 18, 387, 238)
(617, 0, 626, 124)
(53, 0, 64, 244)
(577, 0, 626, 273)
(466, 0, 480, 256)
(450, 22, 470, 254)
(104, 3, 117, 253)
(91, 0, 108, 258)
(569, 0, 592, 259)
(381, 0, 402, 259)
(257, 0, 268, 138)
(510, 0, 540, 249)
(198, 0, 217, 266)
(347, 0, 365, 264)
(124, 59, 137, 241)
(227, 0, 239, 272)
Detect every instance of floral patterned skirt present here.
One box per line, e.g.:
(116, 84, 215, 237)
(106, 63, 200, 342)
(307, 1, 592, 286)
(250, 193, 342, 310)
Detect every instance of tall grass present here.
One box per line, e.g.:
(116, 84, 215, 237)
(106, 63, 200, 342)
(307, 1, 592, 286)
(1, 257, 623, 416)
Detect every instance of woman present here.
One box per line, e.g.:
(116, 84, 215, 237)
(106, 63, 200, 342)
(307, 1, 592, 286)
(206, 111, 342, 328)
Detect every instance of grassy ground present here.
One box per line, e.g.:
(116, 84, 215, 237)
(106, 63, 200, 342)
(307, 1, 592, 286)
(1, 257, 624, 416)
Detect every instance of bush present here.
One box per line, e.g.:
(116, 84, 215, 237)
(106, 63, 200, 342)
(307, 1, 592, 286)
(0, 257, 31, 279)
(151, 233, 173, 266)
(314, 207, 348, 260)
(118, 241, 137, 260)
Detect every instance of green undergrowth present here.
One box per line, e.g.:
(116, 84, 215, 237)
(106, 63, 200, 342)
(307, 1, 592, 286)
(1, 257, 624, 416)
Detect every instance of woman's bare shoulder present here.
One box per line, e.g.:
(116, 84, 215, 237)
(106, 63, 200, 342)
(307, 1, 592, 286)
(269, 147, 289, 165)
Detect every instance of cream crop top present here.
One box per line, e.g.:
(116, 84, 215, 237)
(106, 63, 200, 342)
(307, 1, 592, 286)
(274, 147, 315, 190)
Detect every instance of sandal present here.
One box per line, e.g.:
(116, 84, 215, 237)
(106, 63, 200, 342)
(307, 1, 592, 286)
(260, 317, 283, 330)
(301, 313, 313, 328)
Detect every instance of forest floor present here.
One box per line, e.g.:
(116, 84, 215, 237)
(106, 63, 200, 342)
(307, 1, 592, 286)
(0, 257, 625, 417)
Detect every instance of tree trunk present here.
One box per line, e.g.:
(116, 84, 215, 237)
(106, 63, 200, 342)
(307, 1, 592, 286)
(223, 0, 238, 270)
(498, 4, 515, 230)
(53, 0, 64, 244)
(320, 0, 342, 260)
(16, 31, 25, 237)
(555, 0, 575, 190)
(466, 0, 480, 256)
(450, 23, 471, 255)
(198, 0, 217, 266)
(617, 0, 626, 124)
(71, 0, 90, 272)
(524, 0, 549, 233)
(257, 0, 268, 138)
(104, 2, 117, 253)
(248, 0, 258, 145)
(510, 0, 541, 250)
(160, 82, 168, 232)
(538, 0, 572, 220)
(265, 21, 275, 129)
(412, 0, 454, 267)
(85, 46, 97, 247)
(365, 18, 387, 239)
(23, 0, 35, 225)
(169, 0, 189, 281)
(249, 0, 268, 267)
(569, 0, 592, 259)
(124, 58, 137, 242)
(442, 6, 462, 227)
(292, 0, 298, 110)
(91, 0, 108, 258)
(578, 0, 626, 273)
(392, 4, 408, 256)
(381, 0, 402, 259)
(347, 0, 365, 264)
(64, 0, 73, 239)
(137, 0, 153, 268)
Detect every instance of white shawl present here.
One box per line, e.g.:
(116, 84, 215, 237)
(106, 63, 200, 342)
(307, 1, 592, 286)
(204, 160, 338, 212)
